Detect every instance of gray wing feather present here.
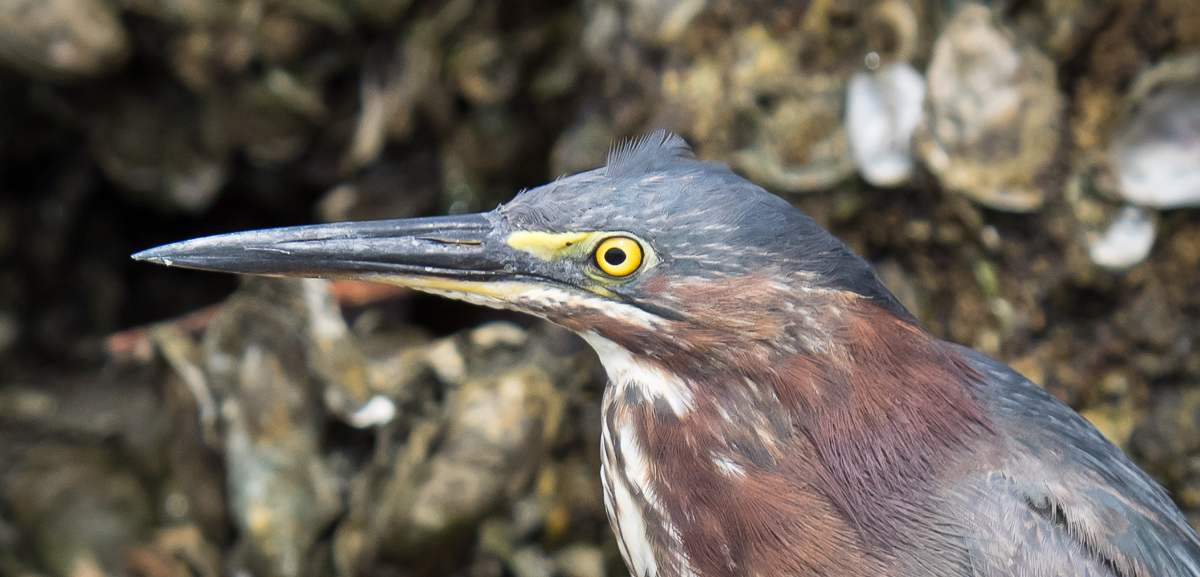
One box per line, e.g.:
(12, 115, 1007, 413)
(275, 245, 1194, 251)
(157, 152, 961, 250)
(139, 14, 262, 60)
(952, 344, 1200, 577)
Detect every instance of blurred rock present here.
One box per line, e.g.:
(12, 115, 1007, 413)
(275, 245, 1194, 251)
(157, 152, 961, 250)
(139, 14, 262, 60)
(299, 278, 396, 427)
(1109, 54, 1200, 209)
(203, 278, 343, 577)
(90, 83, 230, 214)
(1079, 370, 1140, 450)
(351, 0, 414, 27)
(0, 370, 167, 459)
(451, 34, 518, 105)
(846, 0, 924, 188)
(1131, 387, 1200, 505)
(342, 34, 440, 173)
(1010, 0, 1111, 58)
(875, 259, 927, 320)
(1085, 205, 1157, 270)
(442, 109, 526, 212)
(720, 25, 855, 192)
(1065, 151, 1159, 270)
(126, 525, 222, 577)
(625, 0, 705, 46)
(846, 61, 925, 187)
(159, 371, 231, 544)
(127, 280, 604, 577)
(918, 4, 1062, 212)
(221, 75, 316, 168)
(550, 111, 614, 179)
(637, 1, 863, 192)
(553, 543, 605, 577)
(335, 322, 592, 571)
(0, 0, 129, 79)
(318, 153, 441, 223)
(863, 0, 920, 64)
(3, 444, 153, 577)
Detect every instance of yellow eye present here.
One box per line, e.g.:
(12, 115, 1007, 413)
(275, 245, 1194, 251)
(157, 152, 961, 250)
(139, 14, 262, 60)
(595, 236, 643, 277)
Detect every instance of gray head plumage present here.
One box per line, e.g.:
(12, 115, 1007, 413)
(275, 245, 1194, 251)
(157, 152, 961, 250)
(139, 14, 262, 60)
(500, 131, 912, 321)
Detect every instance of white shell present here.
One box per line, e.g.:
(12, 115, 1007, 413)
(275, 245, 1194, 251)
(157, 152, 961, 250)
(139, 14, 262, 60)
(347, 395, 397, 428)
(1087, 205, 1157, 270)
(1110, 83, 1200, 209)
(847, 62, 927, 187)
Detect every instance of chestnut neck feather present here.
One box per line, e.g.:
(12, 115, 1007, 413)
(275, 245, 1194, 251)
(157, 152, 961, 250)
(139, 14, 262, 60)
(564, 280, 993, 559)
(765, 309, 993, 547)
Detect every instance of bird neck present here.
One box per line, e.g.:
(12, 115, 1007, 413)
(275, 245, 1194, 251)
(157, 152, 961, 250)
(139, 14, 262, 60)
(585, 296, 992, 562)
(763, 304, 993, 546)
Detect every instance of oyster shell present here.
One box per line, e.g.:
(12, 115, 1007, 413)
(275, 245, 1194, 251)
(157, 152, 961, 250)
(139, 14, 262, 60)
(918, 4, 1062, 212)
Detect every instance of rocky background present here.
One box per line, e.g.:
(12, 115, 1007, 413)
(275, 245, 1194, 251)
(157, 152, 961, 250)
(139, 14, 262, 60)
(1, 0, 1200, 576)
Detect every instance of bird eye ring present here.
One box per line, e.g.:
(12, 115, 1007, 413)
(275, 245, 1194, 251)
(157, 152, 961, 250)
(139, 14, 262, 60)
(594, 236, 643, 277)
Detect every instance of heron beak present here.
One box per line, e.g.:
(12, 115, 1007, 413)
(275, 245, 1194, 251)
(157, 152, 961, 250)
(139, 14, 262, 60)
(132, 213, 547, 300)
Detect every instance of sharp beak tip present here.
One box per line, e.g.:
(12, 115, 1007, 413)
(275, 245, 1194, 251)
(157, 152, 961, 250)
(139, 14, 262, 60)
(131, 248, 164, 264)
(131, 244, 187, 266)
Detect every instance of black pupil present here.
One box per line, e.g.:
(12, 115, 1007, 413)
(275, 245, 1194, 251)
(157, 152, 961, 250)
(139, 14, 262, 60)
(604, 247, 627, 266)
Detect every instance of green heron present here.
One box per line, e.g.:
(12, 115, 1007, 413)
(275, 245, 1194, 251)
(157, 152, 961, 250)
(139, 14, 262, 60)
(136, 132, 1200, 576)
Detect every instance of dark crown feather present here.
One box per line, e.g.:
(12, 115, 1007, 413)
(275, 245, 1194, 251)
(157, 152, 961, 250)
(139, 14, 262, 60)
(605, 130, 695, 179)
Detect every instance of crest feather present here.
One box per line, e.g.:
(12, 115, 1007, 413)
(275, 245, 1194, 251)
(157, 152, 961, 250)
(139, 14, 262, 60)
(605, 130, 695, 178)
